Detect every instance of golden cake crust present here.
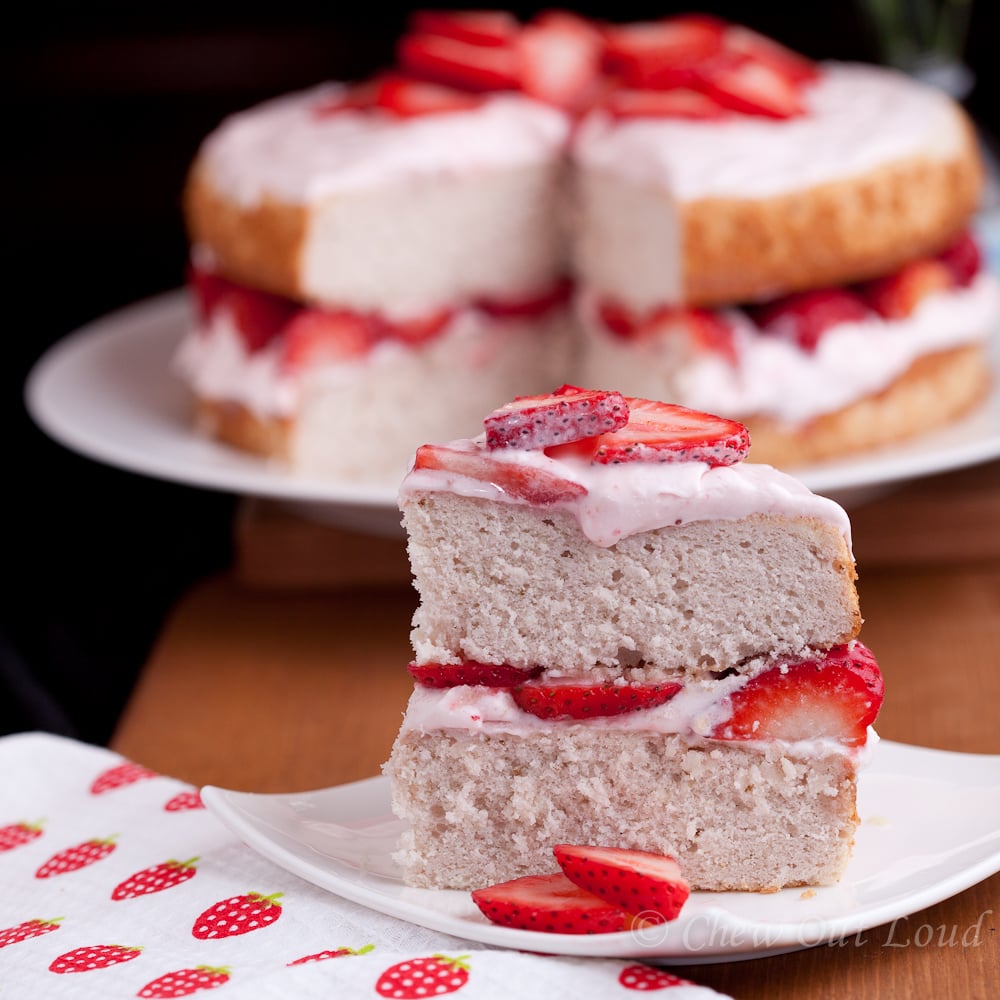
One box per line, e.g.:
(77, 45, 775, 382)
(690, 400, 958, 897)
(184, 166, 309, 302)
(745, 343, 991, 467)
(192, 398, 292, 461)
(681, 112, 983, 306)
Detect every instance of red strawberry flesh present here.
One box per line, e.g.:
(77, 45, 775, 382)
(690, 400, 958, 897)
(408, 661, 544, 688)
(710, 641, 883, 746)
(511, 680, 681, 720)
(937, 231, 982, 287)
(413, 443, 587, 505)
(484, 386, 629, 451)
(751, 288, 872, 352)
(471, 872, 627, 934)
(560, 398, 749, 467)
(554, 844, 690, 924)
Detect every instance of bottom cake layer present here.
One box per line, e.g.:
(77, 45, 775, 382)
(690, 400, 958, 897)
(385, 729, 859, 892)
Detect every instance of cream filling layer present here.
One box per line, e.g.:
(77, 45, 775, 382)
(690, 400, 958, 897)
(580, 273, 999, 426)
(399, 683, 878, 762)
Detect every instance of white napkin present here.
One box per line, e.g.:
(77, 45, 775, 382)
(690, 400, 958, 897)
(0, 732, 730, 998)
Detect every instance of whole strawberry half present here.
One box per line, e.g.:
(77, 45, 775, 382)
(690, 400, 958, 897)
(860, 259, 954, 320)
(710, 641, 884, 746)
(192, 892, 283, 939)
(111, 858, 198, 900)
(90, 761, 158, 795)
(36, 837, 117, 878)
(0, 820, 44, 852)
(512, 680, 681, 720)
(484, 385, 629, 451)
(937, 230, 981, 287)
(49, 943, 142, 974)
(0, 917, 62, 949)
(287, 943, 374, 966)
(547, 398, 750, 468)
(375, 954, 471, 998)
(619, 964, 691, 990)
(554, 844, 690, 924)
(472, 873, 627, 934)
(137, 965, 230, 998)
(412, 443, 587, 506)
(407, 661, 544, 688)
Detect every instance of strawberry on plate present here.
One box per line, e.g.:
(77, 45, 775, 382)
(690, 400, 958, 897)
(407, 661, 544, 688)
(710, 641, 884, 746)
(554, 844, 690, 924)
(398, 32, 520, 92)
(484, 385, 629, 451)
(511, 679, 681, 720)
(471, 872, 628, 933)
(549, 398, 749, 467)
(859, 259, 954, 320)
(751, 288, 872, 352)
(412, 443, 587, 505)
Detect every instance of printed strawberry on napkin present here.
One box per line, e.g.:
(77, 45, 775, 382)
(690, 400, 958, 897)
(0, 732, 731, 999)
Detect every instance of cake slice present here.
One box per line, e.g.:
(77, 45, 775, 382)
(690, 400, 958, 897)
(384, 388, 882, 892)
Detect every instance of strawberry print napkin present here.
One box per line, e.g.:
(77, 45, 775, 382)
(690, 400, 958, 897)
(0, 732, 732, 999)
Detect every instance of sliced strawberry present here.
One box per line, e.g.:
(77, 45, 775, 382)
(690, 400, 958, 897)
(412, 443, 587, 505)
(751, 288, 872, 352)
(398, 33, 520, 92)
(374, 75, 483, 118)
(471, 872, 628, 934)
(187, 265, 233, 323)
(408, 661, 544, 688)
(602, 16, 725, 90)
(484, 386, 629, 451)
(220, 285, 298, 353)
(280, 310, 375, 371)
(382, 307, 454, 345)
(596, 299, 640, 338)
(937, 231, 982, 287)
(312, 80, 380, 118)
(476, 278, 573, 319)
(554, 398, 749, 467)
(710, 642, 884, 747)
(517, 13, 603, 112)
(554, 844, 690, 924)
(410, 9, 519, 48)
(722, 24, 819, 85)
(859, 259, 954, 320)
(697, 53, 805, 118)
(602, 86, 727, 121)
(675, 308, 738, 363)
(511, 679, 681, 720)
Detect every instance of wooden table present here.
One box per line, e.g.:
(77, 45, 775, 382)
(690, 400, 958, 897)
(112, 461, 1000, 999)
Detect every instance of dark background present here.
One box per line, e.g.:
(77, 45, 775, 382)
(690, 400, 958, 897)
(4, 1, 999, 744)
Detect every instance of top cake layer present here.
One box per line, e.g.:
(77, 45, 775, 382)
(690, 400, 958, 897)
(399, 391, 860, 676)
